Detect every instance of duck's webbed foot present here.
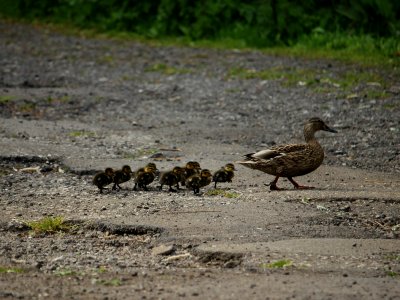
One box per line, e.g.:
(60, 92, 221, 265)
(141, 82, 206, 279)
(268, 176, 284, 191)
(288, 177, 315, 190)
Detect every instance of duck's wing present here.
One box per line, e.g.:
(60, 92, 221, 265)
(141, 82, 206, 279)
(244, 144, 307, 161)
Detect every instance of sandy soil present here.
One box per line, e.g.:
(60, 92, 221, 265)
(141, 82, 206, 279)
(0, 20, 400, 299)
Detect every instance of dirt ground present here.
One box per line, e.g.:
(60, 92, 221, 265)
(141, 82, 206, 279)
(0, 20, 400, 299)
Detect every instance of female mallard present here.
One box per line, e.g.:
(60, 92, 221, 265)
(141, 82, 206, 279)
(238, 117, 337, 190)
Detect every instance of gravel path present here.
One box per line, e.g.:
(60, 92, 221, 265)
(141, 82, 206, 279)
(0, 20, 399, 299)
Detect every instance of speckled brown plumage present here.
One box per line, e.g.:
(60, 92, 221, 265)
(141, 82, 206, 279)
(238, 117, 337, 190)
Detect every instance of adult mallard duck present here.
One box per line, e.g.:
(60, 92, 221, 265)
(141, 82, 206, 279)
(237, 117, 337, 190)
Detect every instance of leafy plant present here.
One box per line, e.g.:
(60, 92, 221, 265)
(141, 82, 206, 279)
(26, 216, 76, 234)
(261, 259, 293, 269)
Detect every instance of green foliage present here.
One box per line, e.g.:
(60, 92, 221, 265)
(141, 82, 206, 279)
(261, 259, 293, 269)
(0, 266, 24, 273)
(1, 0, 399, 51)
(206, 189, 240, 198)
(26, 216, 76, 234)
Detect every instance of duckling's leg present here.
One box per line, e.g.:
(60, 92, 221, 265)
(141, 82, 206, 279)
(168, 185, 177, 192)
(214, 181, 218, 189)
(269, 176, 283, 191)
(288, 177, 315, 189)
(112, 183, 117, 190)
(133, 182, 138, 191)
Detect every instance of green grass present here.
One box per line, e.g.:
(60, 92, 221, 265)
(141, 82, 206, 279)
(5, 18, 397, 70)
(206, 189, 240, 198)
(46, 95, 70, 104)
(94, 278, 122, 286)
(261, 259, 293, 269)
(69, 130, 95, 138)
(26, 216, 76, 234)
(386, 270, 399, 278)
(0, 95, 17, 103)
(0, 266, 24, 273)
(227, 66, 392, 99)
(145, 63, 191, 75)
(54, 268, 79, 276)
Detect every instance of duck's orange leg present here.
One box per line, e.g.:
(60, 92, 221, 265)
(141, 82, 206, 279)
(288, 177, 315, 189)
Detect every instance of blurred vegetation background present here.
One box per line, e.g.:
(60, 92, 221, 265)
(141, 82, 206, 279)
(1, 0, 399, 62)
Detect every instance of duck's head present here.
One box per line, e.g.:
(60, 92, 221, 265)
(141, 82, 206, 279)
(121, 165, 133, 174)
(146, 163, 158, 170)
(224, 163, 236, 171)
(144, 165, 157, 173)
(146, 163, 159, 175)
(172, 166, 185, 175)
(200, 169, 212, 178)
(305, 117, 337, 134)
(185, 161, 200, 171)
(105, 167, 114, 176)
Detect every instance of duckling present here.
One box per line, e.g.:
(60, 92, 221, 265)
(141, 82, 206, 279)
(237, 117, 337, 190)
(93, 167, 114, 194)
(134, 163, 159, 178)
(186, 169, 213, 194)
(159, 166, 185, 192)
(133, 165, 157, 191)
(199, 169, 213, 188)
(212, 163, 236, 188)
(112, 165, 133, 190)
(180, 161, 201, 186)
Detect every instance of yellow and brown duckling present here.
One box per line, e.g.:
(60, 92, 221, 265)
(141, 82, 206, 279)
(112, 165, 133, 190)
(199, 169, 213, 188)
(180, 161, 201, 186)
(185, 169, 213, 194)
(134, 164, 157, 191)
(212, 163, 236, 188)
(237, 117, 337, 190)
(159, 166, 185, 192)
(93, 167, 114, 194)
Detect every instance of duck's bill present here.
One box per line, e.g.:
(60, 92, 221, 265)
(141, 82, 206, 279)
(324, 125, 337, 133)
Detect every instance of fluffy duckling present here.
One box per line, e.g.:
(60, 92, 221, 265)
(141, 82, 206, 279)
(112, 165, 133, 190)
(199, 169, 213, 188)
(134, 165, 157, 191)
(93, 167, 114, 194)
(185, 169, 213, 194)
(212, 163, 236, 188)
(237, 117, 337, 190)
(159, 166, 185, 192)
(180, 161, 201, 186)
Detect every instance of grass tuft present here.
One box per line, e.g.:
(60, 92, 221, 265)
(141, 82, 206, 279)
(26, 216, 76, 234)
(261, 259, 293, 269)
(0, 266, 24, 273)
(206, 189, 240, 198)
